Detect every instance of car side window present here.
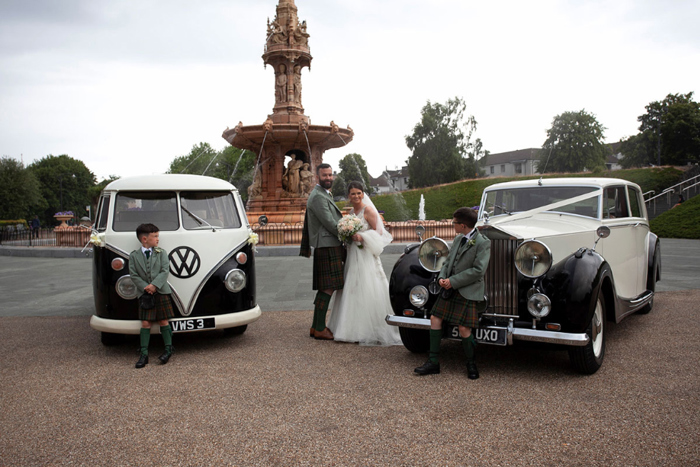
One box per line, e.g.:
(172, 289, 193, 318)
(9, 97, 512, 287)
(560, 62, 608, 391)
(603, 187, 629, 219)
(96, 194, 110, 231)
(627, 186, 642, 218)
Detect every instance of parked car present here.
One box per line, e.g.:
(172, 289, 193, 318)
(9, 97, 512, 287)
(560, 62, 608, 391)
(387, 178, 661, 374)
(89, 175, 265, 345)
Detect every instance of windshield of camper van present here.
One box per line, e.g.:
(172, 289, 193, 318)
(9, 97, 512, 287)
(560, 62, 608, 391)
(113, 192, 179, 232)
(180, 192, 242, 230)
(482, 186, 600, 219)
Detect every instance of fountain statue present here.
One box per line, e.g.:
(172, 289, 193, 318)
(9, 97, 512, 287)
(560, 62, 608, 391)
(222, 0, 354, 223)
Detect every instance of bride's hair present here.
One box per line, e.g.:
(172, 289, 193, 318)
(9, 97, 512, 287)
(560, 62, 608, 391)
(346, 181, 365, 193)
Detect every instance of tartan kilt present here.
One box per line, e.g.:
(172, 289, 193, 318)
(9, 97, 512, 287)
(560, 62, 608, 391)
(431, 292, 482, 329)
(312, 246, 345, 291)
(138, 293, 176, 321)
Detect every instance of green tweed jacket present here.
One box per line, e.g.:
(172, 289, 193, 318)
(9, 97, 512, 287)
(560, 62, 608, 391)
(128, 247, 172, 297)
(438, 231, 491, 301)
(306, 185, 343, 249)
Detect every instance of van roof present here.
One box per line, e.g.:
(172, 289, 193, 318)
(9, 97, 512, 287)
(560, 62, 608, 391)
(104, 174, 238, 192)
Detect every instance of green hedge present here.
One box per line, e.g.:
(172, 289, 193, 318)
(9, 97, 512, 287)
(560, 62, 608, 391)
(650, 194, 700, 239)
(372, 167, 685, 222)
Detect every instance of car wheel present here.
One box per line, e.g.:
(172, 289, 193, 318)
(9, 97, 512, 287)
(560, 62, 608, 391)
(399, 327, 429, 353)
(223, 325, 248, 336)
(101, 332, 124, 346)
(568, 292, 606, 375)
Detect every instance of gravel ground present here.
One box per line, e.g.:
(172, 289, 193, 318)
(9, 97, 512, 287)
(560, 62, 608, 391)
(1, 291, 699, 466)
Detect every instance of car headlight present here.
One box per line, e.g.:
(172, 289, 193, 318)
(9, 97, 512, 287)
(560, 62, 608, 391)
(224, 269, 246, 293)
(527, 293, 552, 318)
(116, 275, 138, 300)
(409, 285, 429, 307)
(515, 240, 553, 278)
(418, 238, 450, 272)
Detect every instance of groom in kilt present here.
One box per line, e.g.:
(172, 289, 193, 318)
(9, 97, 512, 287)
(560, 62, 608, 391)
(414, 207, 491, 379)
(300, 163, 344, 340)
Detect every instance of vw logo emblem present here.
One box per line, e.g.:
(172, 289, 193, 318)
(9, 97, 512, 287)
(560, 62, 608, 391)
(169, 246, 201, 279)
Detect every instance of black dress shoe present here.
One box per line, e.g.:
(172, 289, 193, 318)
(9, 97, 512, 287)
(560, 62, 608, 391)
(414, 359, 440, 375)
(135, 354, 148, 369)
(467, 362, 479, 380)
(158, 347, 174, 364)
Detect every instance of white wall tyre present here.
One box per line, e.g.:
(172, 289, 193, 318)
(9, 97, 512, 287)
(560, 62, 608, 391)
(568, 292, 606, 374)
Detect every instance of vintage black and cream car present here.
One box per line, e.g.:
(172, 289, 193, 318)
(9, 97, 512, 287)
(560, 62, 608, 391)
(387, 178, 661, 374)
(89, 175, 263, 345)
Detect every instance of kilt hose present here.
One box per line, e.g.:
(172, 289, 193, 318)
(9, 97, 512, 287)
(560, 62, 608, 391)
(431, 292, 482, 329)
(312, 246, 345, 291)
(138, 293, 176, 321)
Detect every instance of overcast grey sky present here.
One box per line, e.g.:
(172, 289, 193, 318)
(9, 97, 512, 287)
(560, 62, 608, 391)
(1, 0, 698, 181)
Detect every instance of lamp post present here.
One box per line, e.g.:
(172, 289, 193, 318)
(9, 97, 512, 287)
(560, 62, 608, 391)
(57, 174, 76, 212)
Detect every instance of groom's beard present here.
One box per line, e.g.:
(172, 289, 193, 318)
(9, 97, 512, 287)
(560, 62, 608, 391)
(320, 180, 333, 189)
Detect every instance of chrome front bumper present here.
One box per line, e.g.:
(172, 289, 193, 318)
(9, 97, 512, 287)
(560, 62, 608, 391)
(385, 315, 590, 347)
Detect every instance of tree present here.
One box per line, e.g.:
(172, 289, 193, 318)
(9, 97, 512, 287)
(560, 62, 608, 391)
(27, 155, 96, 225)
(0, 157, 47, 220)
(405, 97, 485, 188)
(168, 143, 256, 201)
(537, 110, 607, 174)
(338, 153, 371, 191)
(331, 173, 347, 199)
(635, 92, 700, 166)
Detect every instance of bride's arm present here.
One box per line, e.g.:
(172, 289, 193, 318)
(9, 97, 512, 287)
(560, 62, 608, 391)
(364, 206, 379, 231)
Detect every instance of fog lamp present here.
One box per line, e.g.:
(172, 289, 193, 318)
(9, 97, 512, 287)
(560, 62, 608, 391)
(409, 285, 429, 307)
(527, 293, 552, 318)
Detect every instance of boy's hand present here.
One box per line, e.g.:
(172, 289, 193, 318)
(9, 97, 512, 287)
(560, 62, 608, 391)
(439, 278, 452, 290)
(144, 284, 156, 294)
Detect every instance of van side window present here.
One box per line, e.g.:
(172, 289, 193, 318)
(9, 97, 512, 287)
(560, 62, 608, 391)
(113, 192, 179, 232)
(180, 192, 242, 230)
(96, 194, 110, 231)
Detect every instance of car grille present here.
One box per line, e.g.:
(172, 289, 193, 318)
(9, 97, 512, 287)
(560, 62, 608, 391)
(484, 238, 520, 317)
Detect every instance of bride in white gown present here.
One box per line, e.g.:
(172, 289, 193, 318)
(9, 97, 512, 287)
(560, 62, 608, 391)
(327, 181, 402, 346)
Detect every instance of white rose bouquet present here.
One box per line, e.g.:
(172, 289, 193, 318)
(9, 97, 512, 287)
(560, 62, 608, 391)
(337, 214, 363, 248)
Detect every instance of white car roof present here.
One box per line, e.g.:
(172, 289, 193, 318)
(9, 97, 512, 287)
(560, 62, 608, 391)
(104, 174, 237, 192)
(484, 177, 638, 191)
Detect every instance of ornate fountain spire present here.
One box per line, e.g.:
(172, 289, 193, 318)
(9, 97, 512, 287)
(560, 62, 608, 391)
(263, 0, 311, 123)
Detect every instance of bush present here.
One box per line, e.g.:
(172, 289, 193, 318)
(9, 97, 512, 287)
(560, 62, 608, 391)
(0, 219, 29, 231)
(650, 194, 700, 239)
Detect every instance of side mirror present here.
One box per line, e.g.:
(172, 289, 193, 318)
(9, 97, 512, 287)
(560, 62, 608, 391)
(592, 225, 610, 252)
(258, 215, 268, 228)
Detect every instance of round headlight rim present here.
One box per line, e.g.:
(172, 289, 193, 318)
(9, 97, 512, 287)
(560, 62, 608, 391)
(235, 252, 248, 265)
(515, 239, 553, 279)
(409, 285, 429, 307)
(111, 257, 125, 271)
(527, 292, 552, 319)
(417, 237, 450, 273)
(116, 275, 138, 300)
(224, 268, 247, 293)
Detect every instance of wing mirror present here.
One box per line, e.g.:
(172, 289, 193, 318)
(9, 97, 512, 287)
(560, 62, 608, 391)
(592, 226, 610, 252)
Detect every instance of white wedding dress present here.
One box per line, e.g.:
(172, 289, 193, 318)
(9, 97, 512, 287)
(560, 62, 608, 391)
(328, 205, 402, 346)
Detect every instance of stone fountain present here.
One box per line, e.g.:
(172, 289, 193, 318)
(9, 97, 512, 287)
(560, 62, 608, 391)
(222, 0, 353, 224)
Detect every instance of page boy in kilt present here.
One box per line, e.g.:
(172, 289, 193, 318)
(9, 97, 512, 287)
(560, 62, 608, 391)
(128, 223, 175, 368)
(300, 163, 344, 340)
(414, 207, 490, 379)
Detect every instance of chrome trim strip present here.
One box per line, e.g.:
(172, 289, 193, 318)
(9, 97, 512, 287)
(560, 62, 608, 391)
(512, 328, 589, 347)
(616, 291, 654, 321)
(386, 315, 590, 347)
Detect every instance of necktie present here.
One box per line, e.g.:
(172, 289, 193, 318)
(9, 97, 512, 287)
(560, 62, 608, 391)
(145, 249, 151, 259)
(460, 236, 467, 248)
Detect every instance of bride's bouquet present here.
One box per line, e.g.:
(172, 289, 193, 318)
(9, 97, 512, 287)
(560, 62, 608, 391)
(337, 214, 363, 248)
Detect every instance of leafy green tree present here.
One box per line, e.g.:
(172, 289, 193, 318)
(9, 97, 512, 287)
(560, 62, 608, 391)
(0, 157, 47, 220)
(636, 92, 700, 166)
(168, 143, 256, 201)
(405, 97, 485, 188)
(338, 153, 371, 191)
(27, 155, 96, 225)
(331, 173, 347, 199)
(537, 110, 607, 174)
